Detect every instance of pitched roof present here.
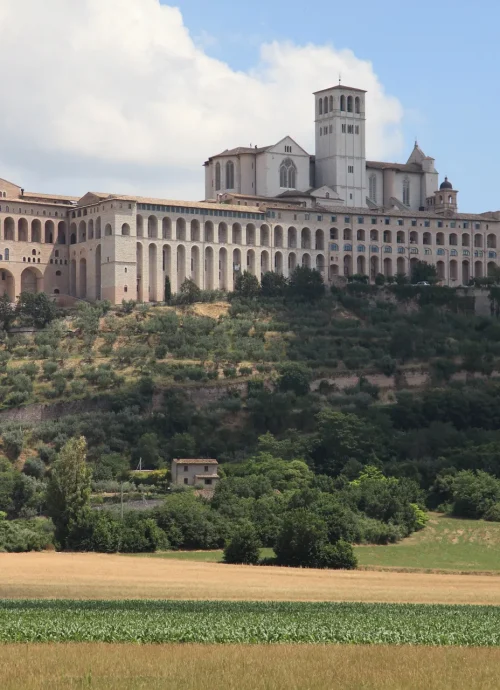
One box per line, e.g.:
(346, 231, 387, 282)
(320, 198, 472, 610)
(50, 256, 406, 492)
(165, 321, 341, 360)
(314, 85, 367, 95)
(173, 458, 218, 465)
(208, 145, 271, 160)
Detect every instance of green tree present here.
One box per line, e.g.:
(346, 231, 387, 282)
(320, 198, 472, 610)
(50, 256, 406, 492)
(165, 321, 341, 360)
(46, 436, 92, 548)
(451, 470, 500, 519)
(288, 266, 325, 301)
(277, 362, 311, 396)
(164, 275, 172, 303)
(411, 260, 438, 284)
(178, 278, 202, 304)
(261, 271, 288, 298)
(170, 432, 196, 459)
(136, 432, 161, 469)
(234, 271, 260, 298)
(223, 522, 261, 564)
(16, 292, 57, 328)
(0, 294, 15, 330)
(275, 509, 327, 567)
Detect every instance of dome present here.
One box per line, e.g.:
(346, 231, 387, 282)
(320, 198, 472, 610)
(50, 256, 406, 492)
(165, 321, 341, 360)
(440, 177, 453, 190)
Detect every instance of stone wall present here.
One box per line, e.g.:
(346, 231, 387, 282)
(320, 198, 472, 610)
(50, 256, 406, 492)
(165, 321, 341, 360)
(0, 397, 112, 425)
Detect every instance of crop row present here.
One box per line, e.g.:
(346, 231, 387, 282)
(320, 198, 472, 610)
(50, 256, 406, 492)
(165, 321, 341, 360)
(1, 600, 500, 645)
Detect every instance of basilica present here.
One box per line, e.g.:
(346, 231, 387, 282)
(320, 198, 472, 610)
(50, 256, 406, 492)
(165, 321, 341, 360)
(0, 84, 498, 304)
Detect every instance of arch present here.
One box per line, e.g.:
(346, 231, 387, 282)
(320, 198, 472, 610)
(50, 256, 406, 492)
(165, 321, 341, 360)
(288, 252, 297, 272)
(70, 222, 77, 245)
(396, 230, 405, 244)
(175, 217, 185, 241)
(21, 266, 42, 294)
(301, 253, 310, 269)
(57, 221, 66, 244)
(69, 259, 76, 295)
(226, 160, 235, 189)
(136, 243, 144, 301)
(436, 232, 444, 246)
(95, 244, 102, 300)
(44, 220, 55, 244)
(190, 219, 200, 242)
(343, 228, 352, 241)
(436, 260, 445, 281)
(383, 257, 393, 277)
(31, 219, 42, 243)
(357, 229, 365, 241)
(369, 174, 377, 203)
(462, 260, 470, 285)
(347, 95, 353, 112)
(315, 229, 324, 250)
(246, 223, 256, 246)
(136, 215, 144, 238)
(319, 99, 323, 115)
(462, 233, 470, 247)
(121, 223, 130, 236)
(104, 224, 112, 237)
(274, 225, 283, 247)
(487, 233, 497, 249)
(260, 224, 270, 247)
(232, 223, 242, 244)
(218, 222, 228, 244)
(369, 255, 378, 280)
(474, 233, 483, 248)
(340, 95, 346, 111)
(146, 216, 157, 239)
(215, 162, 221, 191)
(162, 244, 172, 295)
(95, 217, 102, 240)
(78, 220, 86, 243)
(330, 228, 338, 240)
(423, 232, 431, 245)
(274, 251, 284, 274)
(233, 248, 242, 276)
(261, 250, 270, 274)
(191, 245, 201, 287)
(449, 233, 458, 246)
(177, 245, 186, 287)
(371, 229, 380, 242)
(329, 95, 333, 111)
(18, 218, 28, 242)
(382, 230, 391, 243)
(218, 247, 227, 289)
(409, 230, 418, 244)
(79, 257, 87, 299)
(474, 260, 483, 278)
(162, 217, 172, 240)
(449, 259, 458, 281)
(323, 96, 328, 113)
(316, 254, 325, 274)
(397, 256, 405, 275)
(247, 248, 256, 275)
(355, 96, 360, 114)
(343, 254, 352, 277)
(205, 221, 214, 243)
(88, 219, 94, 241)
(149, 244, 157, 301)
(279, 158, 297, 189)
(301, 227, 311, 248)
(0, 268, 15, 300)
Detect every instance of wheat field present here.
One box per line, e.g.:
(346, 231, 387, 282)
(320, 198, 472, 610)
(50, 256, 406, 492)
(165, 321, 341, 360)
(2, 552, 500, 604)
(1, 644, 500, 690)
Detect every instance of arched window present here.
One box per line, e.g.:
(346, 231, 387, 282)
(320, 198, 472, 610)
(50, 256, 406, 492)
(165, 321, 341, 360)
(403, 177, 410, 206)
(319, 99, 323, 115)
(340, 95, 346, 111)
(369, 174, 377, 203)
(323, 96, 328, 113)
(225, 161, 235, 189)
(329, 95, 333, 111)
(279, 158, 297, 189)
(347, 96, 353, 112)
(215, 162, 221, 191)
(5, 249, 9, 261)
(355, 97, 360, 114)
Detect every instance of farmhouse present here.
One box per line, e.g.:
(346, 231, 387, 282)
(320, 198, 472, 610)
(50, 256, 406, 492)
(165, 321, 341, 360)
(171, 458, 220, 488)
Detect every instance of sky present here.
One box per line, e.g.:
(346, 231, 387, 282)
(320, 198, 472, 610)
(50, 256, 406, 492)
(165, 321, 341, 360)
(0, 0, 498, 212)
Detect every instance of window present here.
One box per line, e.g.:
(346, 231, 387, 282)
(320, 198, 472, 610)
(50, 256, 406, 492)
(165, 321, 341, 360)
(124, 286, 128, 293)
(342, 124, 346, 133)
(225, 161, 235, 189)
(279, 158, 297, 189)
(385, 218, 390, 225)
(184, 478, 189, 485)
(438, 221, 443, 228)
(402, 177, 410, 206)
(370, 218, 377, 225)
(355, 125, 359, 134)
(344, 217, 350, 224)
(284, 145, 292, 153)
(56, 270, 61, 276)
(347, 96, 353, 112)
(204, 466, 208, 472)
(319, 127, 322, 136)
(369, 174, 377, 203)
(397, 219, 404, 226)
(463, 222, 469, 229)
(317, 215, 322, 221)
(340, 95, 346, 111)
(205, 479, 212, 486)
(348, 166, 354, 174)
(184, 466, 188, 472)
(475, 223, 480, 230)
(347, 125, 354, 134)
(5, 249, 9, 261)
(215, 162, 221, 191)
(331, 216, 337, 222)
(329, 125, 332, 133)
(424, 221, 430, 228)
(411, 220, 417, 227)
(330, 243, 339, 251)
(319, 99, 323, 115)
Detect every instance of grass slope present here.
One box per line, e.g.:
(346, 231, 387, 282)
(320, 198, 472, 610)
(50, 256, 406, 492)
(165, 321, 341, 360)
(3, 644, 500, 690)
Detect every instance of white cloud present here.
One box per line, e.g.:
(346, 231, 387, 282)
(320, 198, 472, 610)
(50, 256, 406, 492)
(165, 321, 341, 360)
(0, 0, 404, 198)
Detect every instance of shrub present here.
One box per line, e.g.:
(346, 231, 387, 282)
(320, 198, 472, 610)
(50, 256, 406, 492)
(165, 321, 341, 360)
(317, 540, 358, 570)
(23, 458, 46, 479)
(484, 503, 500, 522)
(2, 429, 24, 459)
(275, 509, 327, 568)
(42, 361, 59, 379)
(223, 523, 261, 565)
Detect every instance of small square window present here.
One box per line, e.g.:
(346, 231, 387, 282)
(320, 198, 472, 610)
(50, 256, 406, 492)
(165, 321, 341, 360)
(358, 217, 364, 224)
(205, 479, 212, 486)
(331, 216, 337, 222)
(184, 466, 188, 472)
(411, 220, 417, 227)
(424, 221, 430, 228)
(344, 217, 350, 224)
(385, 218, 390, 225)
(463, 222, 469, 229)
(317, 215, 322, 221)
(438, 221, 443, 228)
(371, 218, 377, 225)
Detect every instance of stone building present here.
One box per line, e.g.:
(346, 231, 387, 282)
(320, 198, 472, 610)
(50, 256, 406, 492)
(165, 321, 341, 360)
(171, 458, 219, 488)
(0, 83, 499, 304)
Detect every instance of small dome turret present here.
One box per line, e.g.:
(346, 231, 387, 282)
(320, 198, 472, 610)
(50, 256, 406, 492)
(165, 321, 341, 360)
(440, 177, 453, 190)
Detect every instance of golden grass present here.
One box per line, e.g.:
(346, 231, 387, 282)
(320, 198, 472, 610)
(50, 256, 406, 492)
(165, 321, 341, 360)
(3, 553, 500, 604)
(1, 644, 500, 690)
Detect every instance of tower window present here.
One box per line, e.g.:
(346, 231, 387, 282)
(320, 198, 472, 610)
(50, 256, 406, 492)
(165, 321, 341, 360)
(355, 125, 359, 134)
(329, 125, 332, 133)
(340, 95, 346, 111)
(215, 162, 221, 191)
(319, 99, 323, 115)
(347, 96, 353, 112)
(403, 177, 410, 206)
(279, 158, 297, 189)
(342, 124, 346, 133)
(369, 174, 377, 203)
(225, 161, 235, 189)
(348, 166, 354, 174)
(348, 125, 354, 134)
(355, 97, 360, 114)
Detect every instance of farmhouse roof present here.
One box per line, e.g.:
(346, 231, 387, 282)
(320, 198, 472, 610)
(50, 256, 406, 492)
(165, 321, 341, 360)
(173, 458, 218, 465)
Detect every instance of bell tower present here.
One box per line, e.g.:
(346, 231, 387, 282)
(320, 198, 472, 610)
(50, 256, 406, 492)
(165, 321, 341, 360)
(428, 177, 458, 214)
(314, 84, 367, 207)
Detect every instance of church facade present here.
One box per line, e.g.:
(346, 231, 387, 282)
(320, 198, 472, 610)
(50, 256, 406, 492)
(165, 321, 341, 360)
(0, 84, 499, 305)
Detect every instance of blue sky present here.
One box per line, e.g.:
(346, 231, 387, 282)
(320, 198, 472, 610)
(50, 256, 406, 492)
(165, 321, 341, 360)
(172, 0, 499, 212)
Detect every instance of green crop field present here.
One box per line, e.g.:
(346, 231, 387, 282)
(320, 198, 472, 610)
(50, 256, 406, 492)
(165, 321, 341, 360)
(1, 600, 500, 646)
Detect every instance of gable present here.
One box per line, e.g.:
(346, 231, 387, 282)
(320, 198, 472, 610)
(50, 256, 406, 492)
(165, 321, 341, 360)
(0, 177, 22, 198)
(78, 192, 109, 206)
(311, 186, 344, 202)
(265, 136, 310, 157)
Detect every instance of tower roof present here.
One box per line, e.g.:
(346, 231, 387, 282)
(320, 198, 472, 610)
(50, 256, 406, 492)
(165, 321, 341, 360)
(313, 85, 366, 95)
(440, 177, 453, 190)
